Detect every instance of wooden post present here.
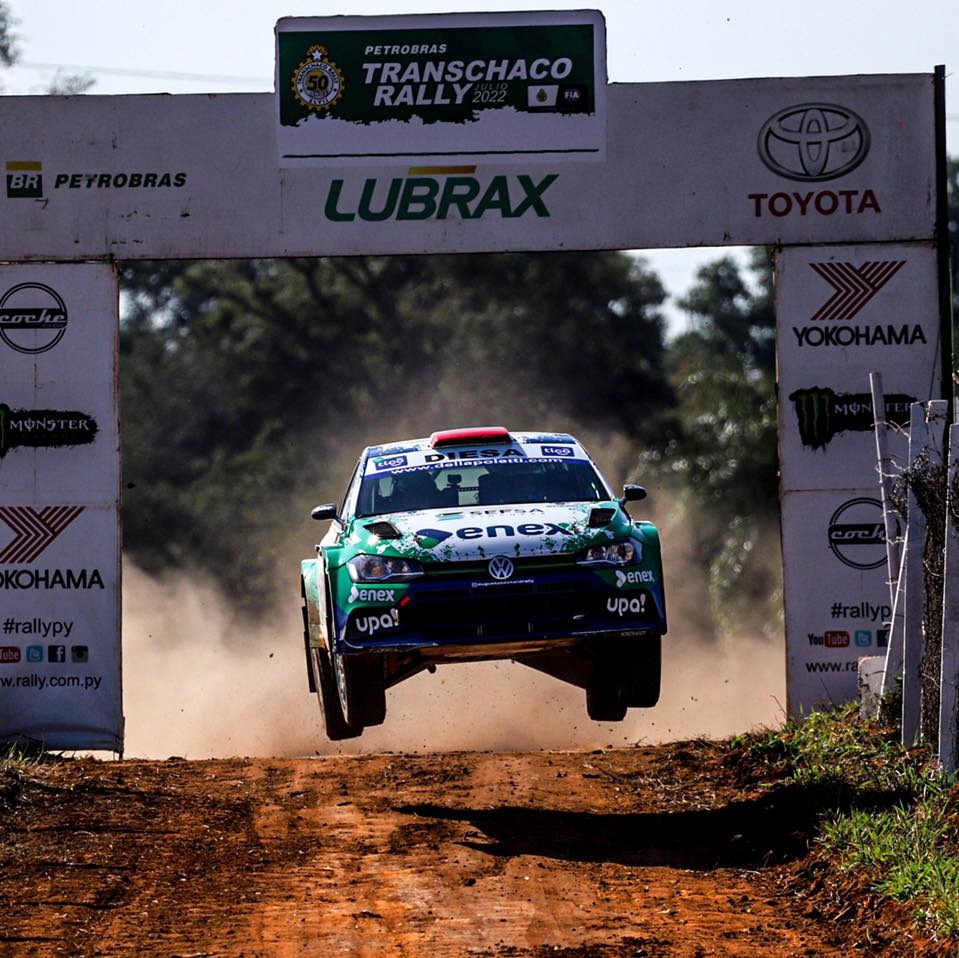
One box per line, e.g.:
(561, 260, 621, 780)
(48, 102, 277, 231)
(902, 403, 928, 745)
(879, 536, 907, 718)
(938, 424, 959, 772)
(902, 400, 948, 746)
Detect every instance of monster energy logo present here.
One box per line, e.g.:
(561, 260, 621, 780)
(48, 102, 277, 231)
(789, 387, 915, 450)
(0, 403, 99, 458)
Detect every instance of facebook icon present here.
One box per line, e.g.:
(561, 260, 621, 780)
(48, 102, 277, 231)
(48, 645, 66, 663)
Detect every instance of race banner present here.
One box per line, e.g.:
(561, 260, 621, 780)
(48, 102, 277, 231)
(0, 75, 936, 259)
(0, 264, 121, 751)
(275, 11, 606, 165)
(776, 243, 943, 714)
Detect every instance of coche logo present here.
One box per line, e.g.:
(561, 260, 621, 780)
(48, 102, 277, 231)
(758, 103, 870, 182)
(0, 283, 68, 354)
(827, 497, 888, 570)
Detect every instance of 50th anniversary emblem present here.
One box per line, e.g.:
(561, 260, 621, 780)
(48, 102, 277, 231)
(291, 45, 345, 112)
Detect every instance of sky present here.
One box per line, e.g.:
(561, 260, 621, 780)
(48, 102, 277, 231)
(2, 0, 956, 330)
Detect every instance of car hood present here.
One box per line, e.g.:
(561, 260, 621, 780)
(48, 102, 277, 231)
(342, 501, 633, 563)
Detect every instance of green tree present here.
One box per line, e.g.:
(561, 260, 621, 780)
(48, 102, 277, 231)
(645, 249, 780, 628)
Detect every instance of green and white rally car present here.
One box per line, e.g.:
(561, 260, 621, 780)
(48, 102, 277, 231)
(300, 427, 667, 740)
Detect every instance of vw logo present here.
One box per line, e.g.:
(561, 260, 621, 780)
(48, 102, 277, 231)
(757, 103, 869, 182)
(488, 556, 514, 581)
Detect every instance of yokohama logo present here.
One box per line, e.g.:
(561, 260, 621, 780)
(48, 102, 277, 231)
(809, 261, 905, 321)
(0, 506, 83, 563)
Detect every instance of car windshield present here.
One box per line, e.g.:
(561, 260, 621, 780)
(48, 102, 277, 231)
(356, 459, 610, 517)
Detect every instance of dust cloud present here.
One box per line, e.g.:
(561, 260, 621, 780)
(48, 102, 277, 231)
(122, 497, 785, 759)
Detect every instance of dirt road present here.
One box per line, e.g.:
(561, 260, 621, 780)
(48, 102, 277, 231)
(0, 742, 891, 956)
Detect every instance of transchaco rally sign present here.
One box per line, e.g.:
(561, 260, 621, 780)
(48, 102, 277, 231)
(0, 264, 121, 751)
(275, 10, 606, 165)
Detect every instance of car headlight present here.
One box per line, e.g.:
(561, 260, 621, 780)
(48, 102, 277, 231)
(347, 554, 425, 582)
(577, 541, 639, 566)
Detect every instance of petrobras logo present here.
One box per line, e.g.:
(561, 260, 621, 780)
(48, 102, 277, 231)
(614, 569, 656, 588)
(374, 454, 407, 471)
(348, 585, 396, 603)
(757, 103, 870, 182)
(354, 608, 399, 635)
(5, 161, 42, 198)
(5, 161, 188, 200)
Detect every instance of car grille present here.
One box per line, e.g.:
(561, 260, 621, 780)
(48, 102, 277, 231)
(401, 568, 610, 640)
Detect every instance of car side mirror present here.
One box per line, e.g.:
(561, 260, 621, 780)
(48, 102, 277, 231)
(622, 484, 647, 502)
(311, 503, 339, 521)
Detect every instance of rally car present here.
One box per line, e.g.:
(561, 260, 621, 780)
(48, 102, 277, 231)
(300, 427, 667, 740)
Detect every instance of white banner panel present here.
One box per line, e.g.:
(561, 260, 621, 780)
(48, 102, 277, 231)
(0, 265, 121, 751)
(275, 11, 607, 165)
(777, 243, 943, 715)
(777, 242, 941, 492)
(0, 74, 936, 260)
(782, 489, 894, 711)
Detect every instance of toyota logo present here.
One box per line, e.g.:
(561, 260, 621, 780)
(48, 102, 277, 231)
(757, 103, 869, 182)
(488, 556, 514, 581)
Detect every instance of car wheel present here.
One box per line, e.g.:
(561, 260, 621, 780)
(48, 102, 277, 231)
(586, 675, 628, 722)
(586, 636, 662, 720)
(622, 635, 661, 708)
(314, 646, 364, 741)
(333, 651, 387, 728)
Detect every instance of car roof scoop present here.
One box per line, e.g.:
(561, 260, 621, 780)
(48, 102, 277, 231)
(588, 507, 616, 528)
(364, 520, 402, 539)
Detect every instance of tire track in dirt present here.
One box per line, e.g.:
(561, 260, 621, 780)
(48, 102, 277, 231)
(0, 747, 858, 956)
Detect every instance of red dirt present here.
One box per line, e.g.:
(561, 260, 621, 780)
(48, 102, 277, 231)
(0, 740, 934, 956)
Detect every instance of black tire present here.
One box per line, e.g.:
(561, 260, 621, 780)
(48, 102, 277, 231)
(586, 636, 662, 721)
(623, 635, 661, 708)
(586, 677, 628, 722)
(314, 646, 364, 741)
(333, 651, 387, 728)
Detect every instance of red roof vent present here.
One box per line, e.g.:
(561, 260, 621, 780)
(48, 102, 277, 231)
(429, 426, 512, 448)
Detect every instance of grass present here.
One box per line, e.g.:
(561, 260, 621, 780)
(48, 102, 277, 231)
(0, 744, 51, 805)
(738, 703, 959, 941)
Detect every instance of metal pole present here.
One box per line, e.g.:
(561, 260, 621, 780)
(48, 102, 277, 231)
(871, 372, 901, 609)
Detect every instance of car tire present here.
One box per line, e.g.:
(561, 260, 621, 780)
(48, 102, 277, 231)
(586, 676, 628, 722)
(586, 636, 662, 720)
(333, 652, 387, 728)
(314, 646, 364, 741)
(623, 635, 661, 708)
